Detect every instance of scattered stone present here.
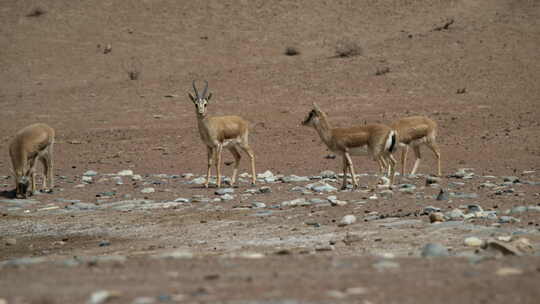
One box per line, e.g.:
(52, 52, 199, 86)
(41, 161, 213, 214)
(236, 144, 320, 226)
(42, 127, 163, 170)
(0, 257, 47, 267)
(257, 170, 274, 179)
(281, 198, 307, 207)
(502, 176, 520, 183)
(112, 176, 123, 185)
(464, 237, 484, 247)
(190, 177, 206, 185)
(485, 238, 534, 256)
(421, 243, 449, 257)
(82, 176, 93, 184)
(309, 198, 330, 205)
(426, 176, 441, 185)
(132, 297, 155, 304)
(173, 198, 190, 203)
(343, 232, 363, 245)
(117, 170, 133, 176)
(445, 209, 465, 221)
(5, 238, 16, 246)
(84, 170, 98, 177)
(423, 206, 441, 214)
(498, 216, 520, 224)
(379, 190, 393, 199)
(450, 192, 478, 199)
(339, 215, 357, 226)
(467, 204, 483, 212)
(154, 250, 193, 259)
(87, 290, 120, 304)
(307, 182, 337, 193)
(479, 182, 497, 188)
(320, 170, 336, 179)
(450, 168, 474, 179)
(508, 206, 527, 214)
(315, 244, 335, 251)
(496, 267, 523, 276)
(259, 186, 272, 193)
(251, 202, 266, 209)
(99, 240, 111, 247)
(497, 236, 513, 242)
(215, 188, 234, 195)
(436, 189, 449, 201)
(282, 175, 310, 183)
(429, 212, 445, 223)
(373, 260, 400, 270)
(141, 187, 155, 194)
(220, 194, 234, 201)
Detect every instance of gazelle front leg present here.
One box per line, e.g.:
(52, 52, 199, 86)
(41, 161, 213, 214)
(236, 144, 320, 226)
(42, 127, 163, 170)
(215, 143, 223, 188)
(228, 146, 241, 186)
(410, 145, 421, 175)
(344, 152, 358, 188)
(205, 147, 214, 188)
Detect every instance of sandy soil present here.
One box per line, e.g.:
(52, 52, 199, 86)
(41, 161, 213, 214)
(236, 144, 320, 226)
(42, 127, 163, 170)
(1, 0, 539, 303)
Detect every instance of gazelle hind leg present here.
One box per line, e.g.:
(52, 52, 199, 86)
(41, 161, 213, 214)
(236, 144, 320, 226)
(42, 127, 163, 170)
(344, 152, 358, 188)
(39, 154, 49, 190)
(341, 155, 349, 189)
(425, 141, 442, 176)
(410, 145, 422, 175)
(239, 144, 256, 185)
(228, 146, 242, 186)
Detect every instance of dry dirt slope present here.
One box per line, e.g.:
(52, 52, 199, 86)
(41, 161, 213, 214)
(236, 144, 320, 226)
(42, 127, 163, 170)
(0, 1, 540, 303)
(0, 0, 539, 176)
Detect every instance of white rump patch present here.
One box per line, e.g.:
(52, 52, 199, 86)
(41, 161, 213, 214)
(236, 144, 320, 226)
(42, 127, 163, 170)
(384, 130, 395, 151)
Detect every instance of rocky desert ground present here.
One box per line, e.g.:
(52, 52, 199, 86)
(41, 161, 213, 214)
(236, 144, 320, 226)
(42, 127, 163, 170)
(1, 1, 539, 303)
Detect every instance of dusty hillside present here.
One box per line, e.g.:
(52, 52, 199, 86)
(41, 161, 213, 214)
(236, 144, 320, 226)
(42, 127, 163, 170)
(1, 0, 539, 303)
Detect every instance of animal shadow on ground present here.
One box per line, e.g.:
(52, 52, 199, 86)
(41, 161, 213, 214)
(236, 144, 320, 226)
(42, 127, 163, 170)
(0, 189, 17, 199)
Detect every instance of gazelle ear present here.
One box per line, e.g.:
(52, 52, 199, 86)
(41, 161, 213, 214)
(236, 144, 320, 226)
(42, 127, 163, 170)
(207, 93, 212, 101)
(188, 93, 196, 102)
(313, 102, 321, 112)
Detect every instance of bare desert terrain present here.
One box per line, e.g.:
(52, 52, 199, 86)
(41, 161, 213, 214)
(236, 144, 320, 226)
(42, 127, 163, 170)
(1, 1, 539, 303)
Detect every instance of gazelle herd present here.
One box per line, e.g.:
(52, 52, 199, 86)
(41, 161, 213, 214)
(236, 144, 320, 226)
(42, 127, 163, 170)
(6, 80, 441, 198)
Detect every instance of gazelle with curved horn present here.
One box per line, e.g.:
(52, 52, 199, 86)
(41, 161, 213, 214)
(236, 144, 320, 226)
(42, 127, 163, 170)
(188, 80, 256, 188)
(302, 103, 397, 189)
(9, 123, 55, 198)
(387, 116, 441, 176)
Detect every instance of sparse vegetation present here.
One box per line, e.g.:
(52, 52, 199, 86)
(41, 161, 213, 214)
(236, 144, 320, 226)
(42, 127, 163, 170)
(375, 67, 391, 76)
(26, 7, 46, 17)
(335, 39, 363, 58)
(122, 57, 142, 80)
(284, 47, 300, 56)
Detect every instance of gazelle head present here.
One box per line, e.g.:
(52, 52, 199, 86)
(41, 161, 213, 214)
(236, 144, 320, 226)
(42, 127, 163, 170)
(188, 80, 213, 117)
(302, 103, 326, 127)
(13, 168, 30, 198)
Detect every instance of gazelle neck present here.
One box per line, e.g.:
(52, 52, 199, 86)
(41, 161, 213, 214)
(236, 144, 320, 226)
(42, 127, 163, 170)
(313, 115, 334, 146)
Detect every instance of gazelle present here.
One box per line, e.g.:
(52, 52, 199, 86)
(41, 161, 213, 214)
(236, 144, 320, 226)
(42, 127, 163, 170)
(302, 103, 397, 189)
(188, 80, 256, 188)
(9, 123, 55, 198)
(388, 116, 441, 176)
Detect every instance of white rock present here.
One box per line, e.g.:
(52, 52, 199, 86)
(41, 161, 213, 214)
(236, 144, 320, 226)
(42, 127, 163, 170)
(117, 170, 133, 176)
(140, 187, 155, 194)
(82, 176, 93, 184)
(87, 290, 119, 304)
(339, 215, 357, 226)
(131, 175, 143, 181)
(464, 236, 484, 247)
(257, 170, 274, 179)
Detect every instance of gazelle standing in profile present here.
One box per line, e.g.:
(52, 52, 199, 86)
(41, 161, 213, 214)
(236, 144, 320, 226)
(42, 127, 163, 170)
(302, 103, 397, 189)
(188, 80, 256, 188)
(9, 123, 55, 198)
(387, 116, 441, 176)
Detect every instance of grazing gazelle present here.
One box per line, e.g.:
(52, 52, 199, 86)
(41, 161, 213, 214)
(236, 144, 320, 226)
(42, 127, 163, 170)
(302, 103, 397, 189)
(188, 80, 256, 188)
(9, 123, 55, 198)
(388, 116, 441, 176)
